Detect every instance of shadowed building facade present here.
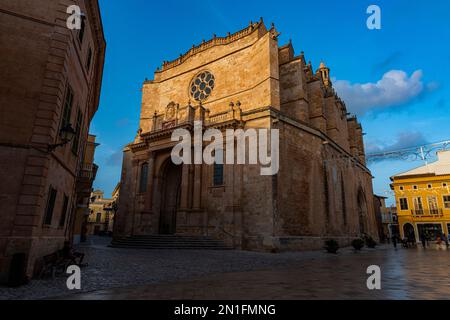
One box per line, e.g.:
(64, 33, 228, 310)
(0, 0, 105, 282)
(114, 20, 378, 251)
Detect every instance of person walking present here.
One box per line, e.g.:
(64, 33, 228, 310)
(444, 234, 449, 249)
(420, 233, 426, 249)
(392, 234, 397, 249)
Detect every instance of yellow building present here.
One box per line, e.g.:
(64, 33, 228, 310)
(87, 188, 119, 236)
(391, 150, 450, 242)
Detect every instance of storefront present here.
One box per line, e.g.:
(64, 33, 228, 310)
(417, 223, 444, 241)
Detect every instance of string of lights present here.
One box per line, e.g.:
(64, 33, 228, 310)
(366, 140, 450, 163)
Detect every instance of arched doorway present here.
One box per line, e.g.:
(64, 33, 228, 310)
(357, 188, 368, 235)
(159, 160, 182, 234)
(403, 223, 416, 242)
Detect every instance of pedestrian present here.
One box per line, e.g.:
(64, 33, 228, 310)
(392, 235, 397, 249)
(444, 234, 449, 249)
(420, 233, 426, 249)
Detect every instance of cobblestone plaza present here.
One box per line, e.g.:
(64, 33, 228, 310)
(1, 237, 450, 300)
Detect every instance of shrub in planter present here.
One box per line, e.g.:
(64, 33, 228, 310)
(352, 238, 365, 251)
(365, 236, 377, 248)
(324, 239, 339, 254)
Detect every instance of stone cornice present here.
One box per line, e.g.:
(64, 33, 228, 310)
(156, 18, 267, 73)
(85, 0, 106, 120)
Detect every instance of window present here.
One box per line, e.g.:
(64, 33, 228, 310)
(399, 186, 404, 191)
(61, 86, 74, 129)
(78, 17, 86, 44)
(139, 162, 149, 193)
(213, 163, 224, 186)
(428, 196, 439, 214)
(86, 47, 92, 71)
(444, 196, 450, 209)
(43, 187, 57, 225)
(413, 185, 418, 190)
(428, 184, 432, 189)
(413, 197, 424, 214)
(399, 198, 408, 211)
(190, 71, 215, 102)
(443, 183, 448, 188)
(59, 195, 69, 227)
(71, 109, 83, 154)
(96, 212, 101, 223)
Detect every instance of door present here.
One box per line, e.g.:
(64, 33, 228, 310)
(159, 160, 182, 234)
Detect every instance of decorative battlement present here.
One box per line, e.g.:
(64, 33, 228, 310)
(156, 18, 267, 73)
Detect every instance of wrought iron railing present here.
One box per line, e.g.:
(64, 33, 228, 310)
(78, 163, 98, 180)
(411, 209, 443, 217)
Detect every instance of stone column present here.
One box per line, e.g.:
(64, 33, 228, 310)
(192, 164, 202, 210)
(144, 151, 156, 213)
(179, 164, 190, 210)
(130, 158, 140, 235)
(140, 151, 156, 234)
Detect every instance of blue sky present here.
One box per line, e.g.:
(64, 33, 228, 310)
(92, 0, 450, 205)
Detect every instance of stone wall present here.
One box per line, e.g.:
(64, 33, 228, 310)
(0, 0, 105, 281)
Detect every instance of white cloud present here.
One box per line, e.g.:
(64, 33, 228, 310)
(366, 131, 428, 155)
(334, 70, 425, 115)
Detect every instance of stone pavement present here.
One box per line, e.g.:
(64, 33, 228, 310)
(64, 245, 450, 300)
(1, 236, 450, 300)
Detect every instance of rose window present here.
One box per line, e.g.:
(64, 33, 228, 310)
(190, 71, 215, 102)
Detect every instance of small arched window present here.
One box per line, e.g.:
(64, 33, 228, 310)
(139, 162, 149, 193)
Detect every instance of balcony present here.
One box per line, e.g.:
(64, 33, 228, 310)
(411, 209, 444, 218)
(78, 163, 98, 180)
(76, 163, 98, 197)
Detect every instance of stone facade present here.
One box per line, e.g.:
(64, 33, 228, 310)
(0, 0, 105, 282)
(86, 189, 118, 236)
(115, 19, 378, 251)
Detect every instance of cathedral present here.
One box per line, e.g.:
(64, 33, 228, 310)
(114, 19, 378, 251)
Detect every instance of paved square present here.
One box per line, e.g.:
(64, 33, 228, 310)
(1, 237, 450, 300)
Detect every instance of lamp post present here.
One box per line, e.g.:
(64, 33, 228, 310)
(47, 124, 76, 152)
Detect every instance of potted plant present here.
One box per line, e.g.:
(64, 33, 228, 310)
(365, 236, 377, 248)
(352, 238, 365, 251)
(324, 239, 339, 254)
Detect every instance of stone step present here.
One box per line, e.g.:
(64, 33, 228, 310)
(125, 236, 215, 240)
(110, 244, 233, 250)
(112, 239, 224, 243)
(110, 235, 233, 250)
(111, 241, 230, 246)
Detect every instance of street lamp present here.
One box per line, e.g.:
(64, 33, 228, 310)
(47, 124, 76, 152)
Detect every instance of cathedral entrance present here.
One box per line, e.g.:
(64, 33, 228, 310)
(159, 160, 182, 234)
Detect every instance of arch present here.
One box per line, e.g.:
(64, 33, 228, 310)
(159, 158, 182, 234)
(403, 223, 416, 242)
(357, 186, 368, 235)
